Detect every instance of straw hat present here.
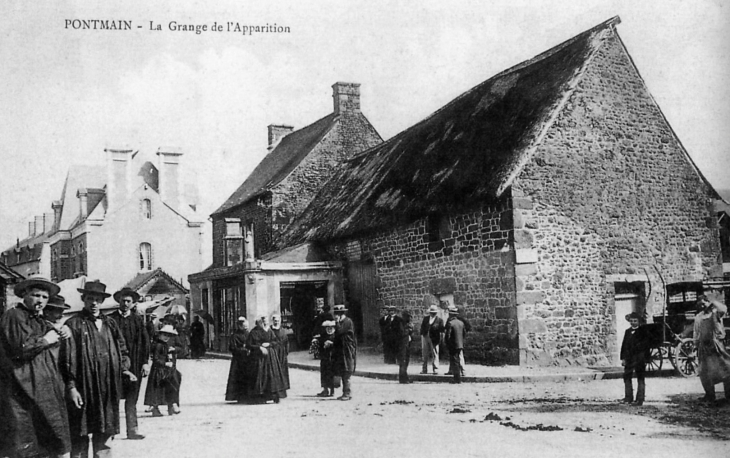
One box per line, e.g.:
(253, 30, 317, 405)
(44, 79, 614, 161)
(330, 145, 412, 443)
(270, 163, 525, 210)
(428, 304, 439, 313)
(159, 324, 178, 335)
(333, 304, 348, 314)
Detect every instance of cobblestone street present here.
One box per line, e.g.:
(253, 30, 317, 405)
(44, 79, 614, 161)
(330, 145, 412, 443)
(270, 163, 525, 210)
(114, 358, 729, 458)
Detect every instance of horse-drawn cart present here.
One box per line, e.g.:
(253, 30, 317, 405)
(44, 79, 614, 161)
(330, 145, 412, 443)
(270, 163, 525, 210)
(643, 282, 730, 377)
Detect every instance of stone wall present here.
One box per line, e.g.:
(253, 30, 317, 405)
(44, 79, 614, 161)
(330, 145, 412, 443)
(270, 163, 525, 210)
(512, 33, 722, 366)
(331, 197, 519, 365)
(271, 112, 381, 247)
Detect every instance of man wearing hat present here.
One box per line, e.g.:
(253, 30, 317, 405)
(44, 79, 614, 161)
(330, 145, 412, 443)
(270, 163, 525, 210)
(444, 304, 466, 384)
(0, 275, 72, 458)
(378, 305, 402, 364)
(332, 304, 357, 400)
(109, 287, 150, 440)
(620, 311, 650, 406)
(61, 280, 132, 458)
(419, 303, 445, 374)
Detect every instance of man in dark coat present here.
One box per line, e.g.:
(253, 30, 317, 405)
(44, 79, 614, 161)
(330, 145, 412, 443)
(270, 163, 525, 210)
(190, 316, 206, 358)
(379, 305, 402, 364)
(444, 305, 465, 384)
(225, 317, 250, 402)
(620, 311, 650, 405)
(61, 280, 132, 458)
(108, 287, 150, 440)
(333, 304, 357, 400)
(419, 304, 444, 374)
(0, 275, 71, 458)
(270, 314, 290, 396)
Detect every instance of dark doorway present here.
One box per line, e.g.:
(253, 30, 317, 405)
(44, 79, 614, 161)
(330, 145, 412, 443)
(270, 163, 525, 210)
(280, 281, 327, 350)
(348, 260, 377, 343)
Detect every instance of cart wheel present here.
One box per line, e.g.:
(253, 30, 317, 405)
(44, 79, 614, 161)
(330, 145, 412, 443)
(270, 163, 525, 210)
(646, 346, 664, 371)
(673, 339, 698, 377)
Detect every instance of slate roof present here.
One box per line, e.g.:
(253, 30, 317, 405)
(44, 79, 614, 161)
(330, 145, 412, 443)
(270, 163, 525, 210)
(0, 262, 23, 282)
(212, 113, 338, 216)
(282, 17, 628, 244)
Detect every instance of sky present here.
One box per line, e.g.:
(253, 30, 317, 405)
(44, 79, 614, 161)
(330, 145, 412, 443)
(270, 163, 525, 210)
(1, 0, 728, 265)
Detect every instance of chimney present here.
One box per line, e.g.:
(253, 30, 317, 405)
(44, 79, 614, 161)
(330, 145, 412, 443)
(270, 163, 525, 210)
(105, 148, 134, 213)
(28, 221, 36, 237)
(52, 200, 63, 232)
(77, 189, 89, 219)
(267, 125, 294, 151)
(43, 212, 54, 233)
(34, 216, 44, 235)
(332, 82, 361, 114)
(157, 147, 183, 211)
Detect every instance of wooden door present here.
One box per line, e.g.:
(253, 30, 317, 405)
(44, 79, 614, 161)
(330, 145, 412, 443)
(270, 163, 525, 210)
(348, 260, 377, 343)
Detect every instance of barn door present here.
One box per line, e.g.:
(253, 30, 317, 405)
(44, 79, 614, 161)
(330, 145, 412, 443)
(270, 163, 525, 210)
(348, 260, 377, 343)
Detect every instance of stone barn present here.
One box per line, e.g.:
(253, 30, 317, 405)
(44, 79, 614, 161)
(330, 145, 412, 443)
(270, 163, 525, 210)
(282, 17, 723, 367)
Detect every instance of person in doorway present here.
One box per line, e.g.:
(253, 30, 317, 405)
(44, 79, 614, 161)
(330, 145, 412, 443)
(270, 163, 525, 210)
(225, 317, 250, 402)
(620, 312, 650, 406)
(190, 316, 206, 359)
(108, 287, 150, 440)
(333, 304, 357, 400)
(144, 325, 182, 416)
(61, 280, 134, 458)
(693, 295, 730, 406)
(398, 311, 414, 384)
(0, 275, 71, 458)
(444, 305, 465, 384)
(419, 304, 444, 375)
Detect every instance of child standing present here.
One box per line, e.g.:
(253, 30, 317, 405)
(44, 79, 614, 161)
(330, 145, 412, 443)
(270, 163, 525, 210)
(316, 321, 338, 397)
(621, 312, 649, 406)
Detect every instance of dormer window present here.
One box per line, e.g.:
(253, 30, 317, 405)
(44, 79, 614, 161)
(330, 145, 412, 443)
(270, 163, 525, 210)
(141, 199, 152, 219)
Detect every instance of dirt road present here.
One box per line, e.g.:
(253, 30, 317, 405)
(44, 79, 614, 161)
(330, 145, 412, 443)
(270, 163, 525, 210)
(114, 359, 729, 458)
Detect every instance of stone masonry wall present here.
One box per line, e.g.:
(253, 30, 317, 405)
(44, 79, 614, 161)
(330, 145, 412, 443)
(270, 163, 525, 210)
(271, 112, 381, 248)
(512, 32, 722, 366)
(331, 198, 519, 365)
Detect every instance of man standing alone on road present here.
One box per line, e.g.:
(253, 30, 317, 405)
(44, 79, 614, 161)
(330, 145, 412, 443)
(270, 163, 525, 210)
(620, 312, 649, 406)
(62, 280, 132, 458)
(444, 305, 465, 384)
(419, 304, 444, 375)
(0, 275, 71, 458)
(333, 304, 357, 400)
(694, 295, 730, 405)
(109, 287, 150, 440)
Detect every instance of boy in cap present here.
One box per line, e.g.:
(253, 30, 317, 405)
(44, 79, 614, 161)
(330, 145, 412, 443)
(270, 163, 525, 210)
(620, 311, 650, 405)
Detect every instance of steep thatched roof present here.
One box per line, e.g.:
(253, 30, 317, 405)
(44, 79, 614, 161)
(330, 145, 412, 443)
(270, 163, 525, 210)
(283, 17, 621, 244)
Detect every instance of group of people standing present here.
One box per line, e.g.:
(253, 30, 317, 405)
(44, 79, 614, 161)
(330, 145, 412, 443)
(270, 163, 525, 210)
(225, 314, 290, 404)
(380, 303, 470, 384)
(0, 275, 185, 458)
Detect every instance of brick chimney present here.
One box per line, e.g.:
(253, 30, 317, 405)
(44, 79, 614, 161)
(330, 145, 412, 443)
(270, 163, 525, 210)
(105, 148, 134, 213)
(77, 189, 89, 219)
(267, 125, 294, 151)
(34, 216, 44, 235)
(157, 147, 183, 211)
(43, 212, 54, 233)
(332, 82, 361, 114)
(52, 200, 62, 232)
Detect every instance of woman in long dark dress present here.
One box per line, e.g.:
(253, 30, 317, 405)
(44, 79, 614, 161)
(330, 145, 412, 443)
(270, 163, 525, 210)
(225, 317, 250, 402)
(246, 317, 288, 403)
(316, 320, 338, 396)
(270, 314, 290, 397)
(144, 325, 182, 416)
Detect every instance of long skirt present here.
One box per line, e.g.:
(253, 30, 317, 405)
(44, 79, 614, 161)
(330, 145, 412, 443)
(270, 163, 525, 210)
(144, 366, 181, 406)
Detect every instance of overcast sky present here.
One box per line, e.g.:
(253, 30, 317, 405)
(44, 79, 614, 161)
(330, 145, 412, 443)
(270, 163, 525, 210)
(1, 0, 728, 265)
